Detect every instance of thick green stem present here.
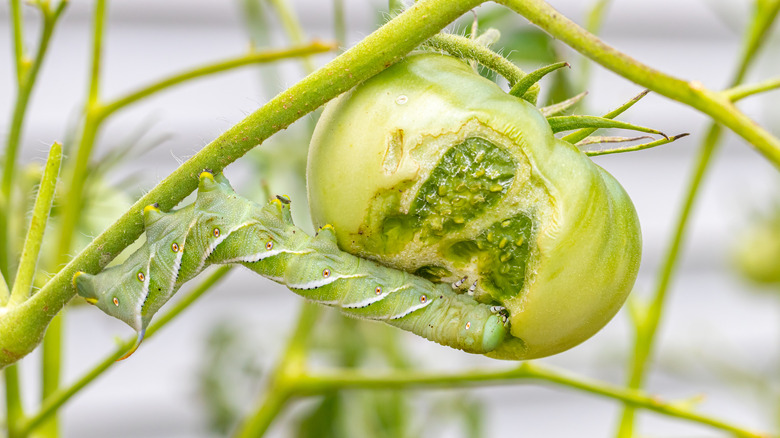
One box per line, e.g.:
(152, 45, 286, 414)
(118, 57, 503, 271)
(7, 143, 62, 306)
(498, 0, 780, 168)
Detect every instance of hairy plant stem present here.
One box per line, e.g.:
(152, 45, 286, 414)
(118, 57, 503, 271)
(424, 33, 528, 85)
(616, 1, 780, 436)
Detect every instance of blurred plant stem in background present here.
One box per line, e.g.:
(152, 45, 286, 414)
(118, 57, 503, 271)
(616, 1, 780, 436)
(0, 0, 67, 284)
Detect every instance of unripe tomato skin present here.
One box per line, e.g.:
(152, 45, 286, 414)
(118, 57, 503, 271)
(308, 53, 641, 359)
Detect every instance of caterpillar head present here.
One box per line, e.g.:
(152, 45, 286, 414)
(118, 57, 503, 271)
(73, 255, 150, 359)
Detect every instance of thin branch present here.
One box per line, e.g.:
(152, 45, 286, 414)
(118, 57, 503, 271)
(10, 0, 25, 83)
(724, 76, 780, 102)
(267, 0, 317, 74)
(289, 362, 766, 437)
(97, 42, 336, 120)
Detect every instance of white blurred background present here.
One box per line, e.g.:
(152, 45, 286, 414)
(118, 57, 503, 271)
(1, 0, 780, 436)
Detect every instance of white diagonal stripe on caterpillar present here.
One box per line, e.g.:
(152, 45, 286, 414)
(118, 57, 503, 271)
(388, 300, 433, 320)
(219, 248, 313, 264)
(340, 282, 415, 309)
(286, 273, 367, 290)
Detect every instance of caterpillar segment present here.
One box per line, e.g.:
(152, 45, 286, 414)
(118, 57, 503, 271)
(73, 172, 510, 359)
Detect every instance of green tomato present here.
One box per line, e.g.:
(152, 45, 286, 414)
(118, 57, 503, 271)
(733, 209, 780, 285)
(307, 53, 641, 360)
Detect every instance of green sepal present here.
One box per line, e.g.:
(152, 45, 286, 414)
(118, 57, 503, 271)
(540, 91, 588, 117)
(561, 89, 649, 144)
(549, 115, 666, 137)
(582, 133, 689, 157)
(508, 61, 569, 104)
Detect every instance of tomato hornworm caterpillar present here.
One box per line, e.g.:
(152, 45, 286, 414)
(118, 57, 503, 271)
(73, 172, 509, 359)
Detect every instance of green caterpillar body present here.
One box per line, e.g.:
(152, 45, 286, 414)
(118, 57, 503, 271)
(74, 172, 508, 358)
